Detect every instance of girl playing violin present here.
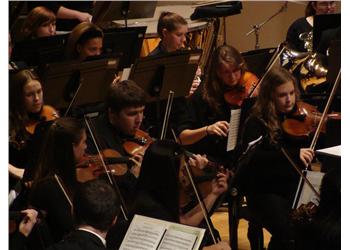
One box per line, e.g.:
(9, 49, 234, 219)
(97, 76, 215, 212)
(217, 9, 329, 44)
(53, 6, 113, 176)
(238, 67, 314, 250)
(130, 140, 231, 250)
(177, 45, 258, 169)
(28, 117, 87, 245)
(9, 69, 58, 189)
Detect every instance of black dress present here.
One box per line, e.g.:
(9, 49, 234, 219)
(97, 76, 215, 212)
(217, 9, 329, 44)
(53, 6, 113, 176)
(29, 176, 75, 245)
(238, 115, 308, 250)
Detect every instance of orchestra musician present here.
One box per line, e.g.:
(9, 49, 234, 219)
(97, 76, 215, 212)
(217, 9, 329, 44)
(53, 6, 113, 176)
(65, 22, 103, 61)
(130, 140, 231, 250)
(27, 1, 93, 31)
(177, 45, 258, 169)
(149, 11, 201, 96)
(46, 179, 121, 250)
(86, 80, 147, 207)
(9, 69, 58, 190)
(20, 6, 57, 41)
(237, 67, 314, 250)
(28, 117, 87, 246)
(286, 1, 336, 52)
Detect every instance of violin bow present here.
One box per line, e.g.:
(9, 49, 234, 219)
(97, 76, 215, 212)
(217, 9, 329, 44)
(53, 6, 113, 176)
(309, 69, 341, 152)
(247, 45, 287, 98)
(171, 129, 221, 243)
(281, 147, 320, 199)
(183, 161, 221, 244)
(84, 115, 129, 221)
(160, 90, 174, 140)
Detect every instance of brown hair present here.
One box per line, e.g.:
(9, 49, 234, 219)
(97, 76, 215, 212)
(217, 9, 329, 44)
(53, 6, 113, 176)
(157, 12, 187, 39)
(203, 45, 247, 114)
(65, 22, 104, 60)
(106, 80, 147, 114)
(305, 1, 317, 17)
(9, 69, 42, 143)
(250, 67, 299, 144)
(21, 6, 56, 39)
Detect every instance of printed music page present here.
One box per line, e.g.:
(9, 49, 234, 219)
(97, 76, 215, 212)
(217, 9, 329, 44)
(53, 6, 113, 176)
(226, 109, 241, 151)
(119, 215, 205, 250)
(293, 170, 325, 209)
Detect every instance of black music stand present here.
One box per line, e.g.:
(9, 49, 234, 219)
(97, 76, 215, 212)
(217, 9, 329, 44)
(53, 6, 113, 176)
(129, 50, 202, 102)
(129, 50, 202, 138)
(241, 48, 277, 79)
(92, 1, 157, 28)
(11, 33, 69, 66)
(313, 13, 341, 53)
(40, 57, 119, 112)
(102, 26, 147, 70)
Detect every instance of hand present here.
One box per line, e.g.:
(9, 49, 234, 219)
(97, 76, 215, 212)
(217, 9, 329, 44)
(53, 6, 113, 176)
(129, 152, 143, 178)
(188, 154, 208, 170)
(188, 67, 202, 97)
(111, 74, 121, 87)
(19, 209, 38, 237)
(203, 241, 231, 250)
(299, 148, 314, 167)
(211, 169, 229, 196)
(76, 12, 92, 22)
(207, 121, 229, 137)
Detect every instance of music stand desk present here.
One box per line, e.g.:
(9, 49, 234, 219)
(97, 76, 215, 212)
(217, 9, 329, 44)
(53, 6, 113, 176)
(113, 4, 208, 38)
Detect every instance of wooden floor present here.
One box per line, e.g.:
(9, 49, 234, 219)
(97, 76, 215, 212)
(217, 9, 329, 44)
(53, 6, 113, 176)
(211, 209, 271, 250)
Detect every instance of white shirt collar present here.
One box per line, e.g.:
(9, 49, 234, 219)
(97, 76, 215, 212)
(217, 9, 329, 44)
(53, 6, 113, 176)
(77, 227, 106, 247)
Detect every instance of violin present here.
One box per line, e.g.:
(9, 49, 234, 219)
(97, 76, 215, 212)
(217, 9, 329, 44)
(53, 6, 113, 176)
(76, 149, 129, 183)
(25, 105, 58, 134)
(179, 152, 226, 208)
(123, 129, 153, 156)
(281, 101, 341, 140)
(224, 71, 259, 107)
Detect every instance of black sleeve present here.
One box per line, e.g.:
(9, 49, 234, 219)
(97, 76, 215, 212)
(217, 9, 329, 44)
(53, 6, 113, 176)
(27, 1, 61, 14)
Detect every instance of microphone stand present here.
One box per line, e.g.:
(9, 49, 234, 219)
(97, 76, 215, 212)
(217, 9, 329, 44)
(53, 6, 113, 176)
(246, 2, 288, 49)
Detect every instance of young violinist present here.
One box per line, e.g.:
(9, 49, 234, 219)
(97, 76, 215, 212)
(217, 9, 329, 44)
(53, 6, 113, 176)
(65, 22, 103, 61)
(177, 45, 258, 169)
(9, 69, 58, 189)
(86, 80, 147, 206)
(28, 117, 87, 245)
(130, 140, 231, 250)
(238, 67, 314, 250)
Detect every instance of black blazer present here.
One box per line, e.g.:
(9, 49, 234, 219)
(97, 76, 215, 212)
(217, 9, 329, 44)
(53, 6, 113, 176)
(46, 230, 106, 250)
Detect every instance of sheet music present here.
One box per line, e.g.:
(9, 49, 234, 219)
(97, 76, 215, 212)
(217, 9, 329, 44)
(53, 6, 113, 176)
(316, 145, 341, 157)
(121, 67, 131, 81)
(226, 109, 241, 151)
(293, 170, 325, 209)
(119, 215, 205, 250)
